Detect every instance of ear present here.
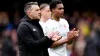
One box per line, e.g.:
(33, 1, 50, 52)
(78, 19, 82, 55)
(52, 9, 55, 13)
(27, 10, 31, 16)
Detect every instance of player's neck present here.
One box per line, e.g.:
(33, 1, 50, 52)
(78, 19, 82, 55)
(40, 16, 48, 23)
(52, 15, 60, 21)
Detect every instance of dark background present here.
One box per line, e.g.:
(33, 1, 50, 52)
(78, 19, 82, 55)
(0, 0, 100, 22)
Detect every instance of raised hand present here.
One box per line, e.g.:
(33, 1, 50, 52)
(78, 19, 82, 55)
(67, 28, 79, 42)
(47, 31, 62, 41)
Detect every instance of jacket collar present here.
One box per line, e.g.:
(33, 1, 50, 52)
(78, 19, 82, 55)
(20, 15, 39, 23)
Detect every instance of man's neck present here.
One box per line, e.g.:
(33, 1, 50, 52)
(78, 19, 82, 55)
(40, 16, 48, 23)
(28, 15, 33, 20)
(52, 15, 60, 21)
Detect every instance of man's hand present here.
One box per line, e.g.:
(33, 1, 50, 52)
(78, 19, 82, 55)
(67, 28, 79, 42)
(47, 31, 62, 41)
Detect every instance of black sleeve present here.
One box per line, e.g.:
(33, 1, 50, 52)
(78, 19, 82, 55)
(17, 24, 54, 50)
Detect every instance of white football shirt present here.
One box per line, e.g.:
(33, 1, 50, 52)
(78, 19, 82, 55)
(40, 18, 69, 56)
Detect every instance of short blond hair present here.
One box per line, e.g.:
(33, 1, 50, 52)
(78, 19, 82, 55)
(40, 3, 49, 10)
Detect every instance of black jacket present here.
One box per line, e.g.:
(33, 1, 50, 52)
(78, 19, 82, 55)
(17, 15, 54, 56)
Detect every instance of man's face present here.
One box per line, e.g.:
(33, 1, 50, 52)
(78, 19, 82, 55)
(52, 4, 64, 18)
(41, 6, 51, 19)
(29, 5, 41, 19)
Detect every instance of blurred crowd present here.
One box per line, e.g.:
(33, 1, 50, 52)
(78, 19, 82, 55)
(65, 10, 100, 56)
(0, 11, 20, 56)
(0, 9, 100, 56)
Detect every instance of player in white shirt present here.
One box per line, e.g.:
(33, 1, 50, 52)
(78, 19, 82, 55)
(39, 3, 51, 35)
(47, 19, 69, 56)
(39, 3, 62, 41)
(46, 0, 79, 56)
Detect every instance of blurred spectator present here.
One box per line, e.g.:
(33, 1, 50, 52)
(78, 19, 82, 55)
(71, 19, 90, 56)
(0, 11, 18, 56)
(11, 29, 19, 56)
(0, 26, 16, 56)
(0, 11, 9, 26)
(84, 19, 100, 56)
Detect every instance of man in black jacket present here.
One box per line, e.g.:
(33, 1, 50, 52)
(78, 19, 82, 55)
(17, 2, 61, 56)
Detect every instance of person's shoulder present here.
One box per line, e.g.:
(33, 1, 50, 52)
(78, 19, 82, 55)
(45, 19, 55, 27)
(60, 18, 67, 21)
(39, 21, 44, 25)
(47, 19, 53, 22)
(46, 19, 54, 24)
(17, 22, 29, 30)
(60, 18, 68, 23)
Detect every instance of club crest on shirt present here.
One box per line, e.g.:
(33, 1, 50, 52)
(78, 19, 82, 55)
(64, 24, 66, 28)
